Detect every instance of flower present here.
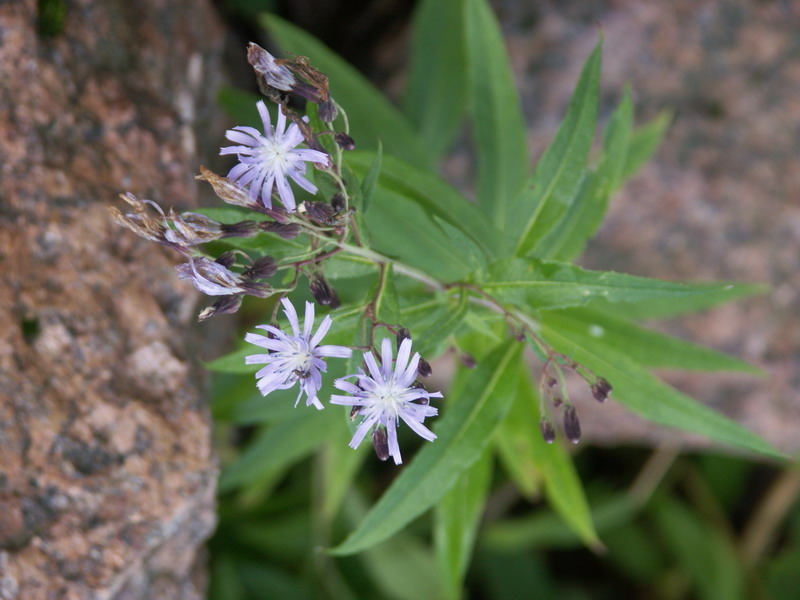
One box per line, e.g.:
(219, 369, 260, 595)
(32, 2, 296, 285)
(175, 257, 270, 297)
(245, 298, 351, 410)
(220, 101, 330, 212)
(331, 337, 442, 465)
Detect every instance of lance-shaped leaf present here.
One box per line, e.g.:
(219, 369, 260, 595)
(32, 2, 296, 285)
(405, 0, 468, 157)
(512, 38, 603, 256)
(329, 341, 523, 555)
(485, 258, 741, 311)
(465, 0, 529, 225)
(262, 14, 435, 169)
(540, 322, 783, 459)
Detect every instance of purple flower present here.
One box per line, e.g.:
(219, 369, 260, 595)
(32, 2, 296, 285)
(331, 338, 442, 465)
(245, 298, 351, 410)
(176, 257, 270, 297)
(220, 101, 330, 212)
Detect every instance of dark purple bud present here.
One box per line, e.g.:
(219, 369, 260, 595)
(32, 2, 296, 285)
(460, 353, 476, 369)
(331, 193, 345, 213)
(349, 406, 361, 421)
(319, 98, 338, 122)
(547, 377, 558, 388)
(372, 427, 389, 461)
(305, 201, 336, 225)
(261, 221, 302, 239)
(197, 294, 243, 322)
(221, 221, 259, 238)
(215, 252, 236, 269)
(540, 419, 556, 444)
(552, 396, 563, 409)
(246, 256, 277, 279)
(396, 328, 411, 346)
(591, 378, 612, 403)
(515, 330, 526, 342)
(563, 405, 581, 444)
(309, 275, 339, 308)
(334, 132, 356, 150)
(417, 358, 432, 378)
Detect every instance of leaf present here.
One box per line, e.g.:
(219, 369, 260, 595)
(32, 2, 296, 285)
(206, 345, 259, 374)
(541, 309, 761, 374)
(621, 110, 671, 181)
(329, 341, 524, 555)
(435, 449, 493, 599)
(543, 87, 633, 261)
(262, 14, 435, 169)
(435, 216, 489, 275)
(359, 139, 382, 215)
(512, 37, 603, 256)
(539, 321, 783, 459)
(346, 151, 501, 259)
(410, 290, 469, 358)
(485, 258, 741, 311)
(404, 0, 468, 157)
(217, 86, 261, 125)
(375, 264, 401, 324)
(321, 421, 369, 522)
(464, 0, 529, 225)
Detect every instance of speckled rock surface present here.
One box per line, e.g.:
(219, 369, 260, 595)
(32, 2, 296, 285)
(0, 0, 223, 597)
(487, 0, 800, 453)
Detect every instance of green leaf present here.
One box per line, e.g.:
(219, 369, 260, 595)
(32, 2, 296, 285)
(321, 422, 369, 522)
(329, 341, 524, 555)
(206, 345, 257, 374)
(512, 37, 603, 256)
(539, 321, 783, 459)
(262, 14, 435, 169)
(622, 110, 671, 181)
(485, 258, 740, 311)
(435, 449, 493, 599)
(464, 0, 529, 225)
(346, 151, 501, 259)
(218, 86, 261, 125)
(585, 282, 768, 320)
(435, 216, 489, 275)
(543, 87, 633, 261)
(404, 0, 468, 157)
(541, 308, 761, 374)
(359, 139, 382, 215)
(410, 290, 469, 358)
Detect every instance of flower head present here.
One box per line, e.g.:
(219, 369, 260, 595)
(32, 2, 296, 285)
(331, 337, 442, 465)
(245, 298, 351, 410)
(220, 101, 330, 212)
(176, 256, 271, 297)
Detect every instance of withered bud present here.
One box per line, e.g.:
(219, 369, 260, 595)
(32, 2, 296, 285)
(591, 378, 612, 403)
(540, 419, 557, 444)
(417, 358, 432, 378)
(309, 275, 339, 308)
(215, 252, 236, 269)
(552, 397, 563, 409)
(563, 405, 581, 444)
(220, 221, 259, 238)
(349, 406, 361, 421)
(260, 222, 302, 239)
(460, 353, 477, 369)
(319, 98, 338, 123)
(334, 132, 356, 150)
(198, 294, 243, 322)
(331, 193, 346, 213)
(372, 427, 390, 461)
(245, 256, 277, 279)
(396, 327, 411, 346)
(305, 201, 337, 225)
(547, 377, 558, 388)
(196, 167, 254, 209)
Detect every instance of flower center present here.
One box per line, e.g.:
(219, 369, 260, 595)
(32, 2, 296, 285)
(260, 138, 292, 173)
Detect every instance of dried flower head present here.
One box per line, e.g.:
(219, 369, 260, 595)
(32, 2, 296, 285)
(176, 257, 271, 298)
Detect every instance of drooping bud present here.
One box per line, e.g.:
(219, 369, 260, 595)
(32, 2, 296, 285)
(309, 275, 339, 308)
(563, 405, 581, 444)
(372, 427, 390, 461)
(198, 294, 243, 322)
(220, 221, 259, 238)
(417, 358, 432, 378)
(396, 328, 411, 346)
(215, 252, 236, 269)
(552, 396, 563, 409)
(349, 406, 361, 421)
(591, 378, 612, 403)
(334, 132, 356, 150)
(460, 353, 477, 369)
(176, 257, 270, 298)
(540, 419, 557, 444)
(260, 222, 302, 239)
(547, 377, 558, 388)
(331, 193, 346, 213)
(245, 256, 277, 279)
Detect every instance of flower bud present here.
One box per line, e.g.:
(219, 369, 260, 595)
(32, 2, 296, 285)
(417, 358, 432, 378)
(309, 275, 339, 308)
(540, 419, 556, 444)
(563, 405, 581, 444)
(220, 221, 259, 238)
(460, 353, 476, 369)
(331, 193, 346, 213)
(396, 328, 411, 346)
(334, 132, 356, 150)
(246, 256, 277, 279)
(305, 201, 336, 225)
(349, 406, 361, 421)
(215, 252, 236, 269)
(260, 222, 302, 239)
(591, 378, 612, 403)
(372, 427, 390, 461)
(319, 98, 338, 123)
(198, 294, 243, 322)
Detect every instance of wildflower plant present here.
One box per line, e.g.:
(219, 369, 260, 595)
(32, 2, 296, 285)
(112, 1, 781, 596)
